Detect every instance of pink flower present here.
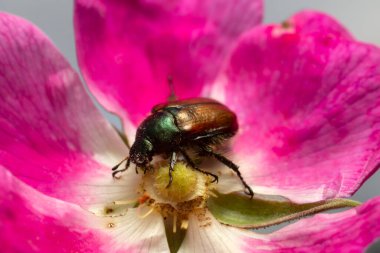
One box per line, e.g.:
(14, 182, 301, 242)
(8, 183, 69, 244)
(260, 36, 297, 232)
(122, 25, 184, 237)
(1, 1, 380, 252)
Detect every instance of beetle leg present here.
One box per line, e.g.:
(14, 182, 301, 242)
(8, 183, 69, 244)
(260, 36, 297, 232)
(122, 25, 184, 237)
(143, 163, 154, 174)
(202, 149, 254, 199)
(166, 151, 177, 188)
(179, 148, 219, 183)
(112, 157, 131, 179)
(135, 165, 139, 174)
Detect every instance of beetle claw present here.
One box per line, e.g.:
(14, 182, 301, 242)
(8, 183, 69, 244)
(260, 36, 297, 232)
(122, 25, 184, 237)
(244, 187, 254, 199)
(210, 175, 218, 183)
(166, 177, 173, 188)
(166, 166, 174, 188)
(196, 169, 218, 184)
(112, 171, 122, 179)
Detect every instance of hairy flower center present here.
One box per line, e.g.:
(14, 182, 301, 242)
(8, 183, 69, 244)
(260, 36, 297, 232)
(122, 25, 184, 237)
(140, 161, 212, 228)
(148, 162, 202, 202)
(143, 161, 210, 205)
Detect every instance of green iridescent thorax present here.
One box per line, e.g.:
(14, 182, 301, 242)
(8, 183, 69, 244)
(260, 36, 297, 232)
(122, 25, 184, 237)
(137, 111, 181, 152)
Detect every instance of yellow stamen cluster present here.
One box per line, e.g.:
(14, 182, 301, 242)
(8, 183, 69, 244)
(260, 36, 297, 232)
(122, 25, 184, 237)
(141, 161, 212, 229)
(153, 162, 198, 202)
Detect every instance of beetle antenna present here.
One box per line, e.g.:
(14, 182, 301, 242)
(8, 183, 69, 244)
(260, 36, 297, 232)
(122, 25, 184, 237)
(111, 157, 128, 171)
(167, 75, 177, 102)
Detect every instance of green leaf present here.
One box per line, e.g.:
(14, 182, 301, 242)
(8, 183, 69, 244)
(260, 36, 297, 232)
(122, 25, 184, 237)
(207, 192, 360, 229)
(164, 216, 187, 253)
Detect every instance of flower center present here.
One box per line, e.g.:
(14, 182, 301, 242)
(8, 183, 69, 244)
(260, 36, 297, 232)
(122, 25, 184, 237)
(143, 161, 210, 204)
(147, 162, 204, 202)
(140, 161, 212, 227)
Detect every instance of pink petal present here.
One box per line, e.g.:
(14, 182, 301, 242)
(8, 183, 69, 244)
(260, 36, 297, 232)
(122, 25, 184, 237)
(0, 167, 112, 253)
(219, 11, 380, 202)
(179, 198, 380, 253)
(0, 167, 170, 253)
(288, 11, 353, 39)
(74, 0, 263, 132)
(247, 196, 380, 252)
(179, 212, 246, 253)
(105, 208, 170, 252)
(0, 13, 133, 204)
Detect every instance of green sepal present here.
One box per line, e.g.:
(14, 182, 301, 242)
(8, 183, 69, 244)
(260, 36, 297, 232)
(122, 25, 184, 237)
(113, 125, 130, 148)
(164, 216, 187, 253)
(207, 192, 360, 229)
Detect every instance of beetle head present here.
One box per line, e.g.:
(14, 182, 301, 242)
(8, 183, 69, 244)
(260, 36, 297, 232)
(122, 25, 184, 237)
(129, 138, 153, 167)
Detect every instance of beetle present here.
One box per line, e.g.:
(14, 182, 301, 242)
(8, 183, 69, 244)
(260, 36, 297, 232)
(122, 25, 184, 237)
(112, 96, 254, 198)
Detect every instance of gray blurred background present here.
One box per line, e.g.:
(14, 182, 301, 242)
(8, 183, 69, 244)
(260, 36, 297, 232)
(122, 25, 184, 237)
(0, 0, 379, 251)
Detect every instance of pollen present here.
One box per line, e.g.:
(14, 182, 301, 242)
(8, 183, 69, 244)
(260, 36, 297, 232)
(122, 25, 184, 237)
(141, 161, 213, 224)
(180, 219, 189, 230)
(144, 161, 208, 203)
